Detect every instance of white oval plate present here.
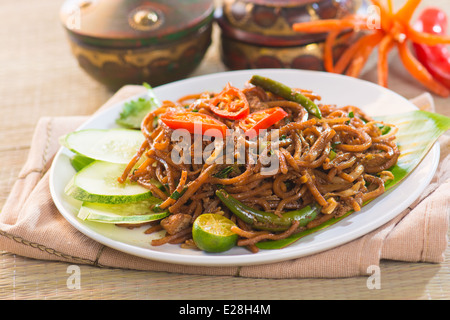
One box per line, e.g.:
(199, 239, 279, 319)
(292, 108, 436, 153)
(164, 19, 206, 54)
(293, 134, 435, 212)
(49, 69, 439, 267)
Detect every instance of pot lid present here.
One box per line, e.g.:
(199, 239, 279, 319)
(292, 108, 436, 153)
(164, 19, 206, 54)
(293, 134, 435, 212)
(60, 0, 214, 48)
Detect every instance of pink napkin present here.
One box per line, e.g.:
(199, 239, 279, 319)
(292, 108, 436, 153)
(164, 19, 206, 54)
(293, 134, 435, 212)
(0, 86, 447, 278)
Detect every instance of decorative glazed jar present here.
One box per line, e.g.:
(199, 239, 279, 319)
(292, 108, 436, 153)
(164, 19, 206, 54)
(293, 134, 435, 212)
(60, 0, 214, 90)
(216, 0, 364, 71)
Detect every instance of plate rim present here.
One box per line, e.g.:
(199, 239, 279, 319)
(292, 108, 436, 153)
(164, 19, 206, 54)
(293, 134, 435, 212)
(49, 68, 440, 267)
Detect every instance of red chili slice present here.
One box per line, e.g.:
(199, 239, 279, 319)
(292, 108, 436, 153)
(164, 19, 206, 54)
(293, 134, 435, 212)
(209, 83, 250, 120)
(239, 107, 289, 138)
(413, 8, 450, 89)
(160, 112, 228, 137)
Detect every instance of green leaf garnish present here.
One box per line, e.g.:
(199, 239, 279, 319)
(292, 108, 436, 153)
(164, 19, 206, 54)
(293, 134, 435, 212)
(116, 83, 161, 129)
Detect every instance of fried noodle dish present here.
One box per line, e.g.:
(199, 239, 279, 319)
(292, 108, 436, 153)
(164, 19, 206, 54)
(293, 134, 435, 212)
(118, 76, 400, 253)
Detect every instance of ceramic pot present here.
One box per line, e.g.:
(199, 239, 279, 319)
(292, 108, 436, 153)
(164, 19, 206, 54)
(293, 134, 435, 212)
(60, 0, 214, 90)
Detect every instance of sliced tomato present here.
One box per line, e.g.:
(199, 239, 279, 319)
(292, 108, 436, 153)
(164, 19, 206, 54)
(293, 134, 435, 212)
(239, 107, 288, 138)
(209, 83, 250, 120)
(160, 112, 228, 137)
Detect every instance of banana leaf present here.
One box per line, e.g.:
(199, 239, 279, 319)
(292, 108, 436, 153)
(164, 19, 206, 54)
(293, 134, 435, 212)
(256, 110, 450, 250)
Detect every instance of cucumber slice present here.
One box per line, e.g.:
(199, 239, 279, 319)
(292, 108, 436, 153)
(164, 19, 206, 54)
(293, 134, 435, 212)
(62, 129, 145, 164)
(70, 154, 95, 172)
(78, 199, 168, 224)
(65, 161, 160, 204)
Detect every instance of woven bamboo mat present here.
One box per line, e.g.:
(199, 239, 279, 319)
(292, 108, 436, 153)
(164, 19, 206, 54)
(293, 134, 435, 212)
(0, 0, 448, 300)
(0, 250, 448, 300)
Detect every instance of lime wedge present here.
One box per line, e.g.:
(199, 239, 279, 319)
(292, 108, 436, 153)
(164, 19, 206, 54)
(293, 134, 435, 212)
(192, 214, 238, 253)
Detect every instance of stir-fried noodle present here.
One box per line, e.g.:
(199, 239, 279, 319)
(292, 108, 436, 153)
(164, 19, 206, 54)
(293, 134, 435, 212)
(118, 79, 399, 253)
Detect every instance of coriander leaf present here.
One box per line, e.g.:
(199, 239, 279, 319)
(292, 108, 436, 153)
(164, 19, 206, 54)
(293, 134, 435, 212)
(116, 83, 161, 129)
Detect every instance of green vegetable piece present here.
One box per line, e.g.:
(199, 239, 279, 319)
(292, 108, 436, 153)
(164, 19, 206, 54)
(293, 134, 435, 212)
(328, 149, 337, 160)
(78, 198, 167, 225)
(70, 154, 95, 172)
(62, 129, 145, 164)
(170, 187, 187, 200)
(213, 166, 234, 179)
(215, 189, 320, 232)
(64, 161, 158, 204)
(381, 125, 391, 135)
(116, 83, 161, 129)
(249, 75, 322, 119)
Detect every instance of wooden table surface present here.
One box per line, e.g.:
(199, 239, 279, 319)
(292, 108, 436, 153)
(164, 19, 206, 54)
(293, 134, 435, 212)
(0, 0, 448, 300)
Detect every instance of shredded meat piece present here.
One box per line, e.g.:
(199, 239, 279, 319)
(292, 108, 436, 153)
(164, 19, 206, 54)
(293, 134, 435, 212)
(243, 86, 269, 113)
(160, 213, 191, 235)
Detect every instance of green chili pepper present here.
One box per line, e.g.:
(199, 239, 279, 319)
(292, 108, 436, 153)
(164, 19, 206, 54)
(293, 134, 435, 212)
(249, 75, 322, 119)
(215, 189, 320, 232)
